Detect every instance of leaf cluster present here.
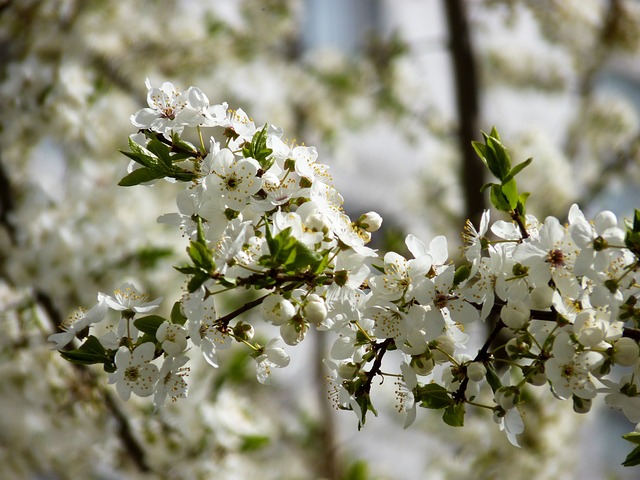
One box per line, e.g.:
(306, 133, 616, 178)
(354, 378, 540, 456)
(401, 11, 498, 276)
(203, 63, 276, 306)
(473, 127, 531, 216)
(119, 135, 198, 186)
(416, 383, 465, 427)
(242, 124, 274, 170)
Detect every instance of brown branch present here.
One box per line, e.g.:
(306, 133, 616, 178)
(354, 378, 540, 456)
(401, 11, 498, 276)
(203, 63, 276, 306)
(0, 153, 17, 244)
(443, 0, 486, 226)
(454, 319, 505, 402)
(363, 338, 395, 394)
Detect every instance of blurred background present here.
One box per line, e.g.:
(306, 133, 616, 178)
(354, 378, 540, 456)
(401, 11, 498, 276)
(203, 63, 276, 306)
(2, 0, 640, 478)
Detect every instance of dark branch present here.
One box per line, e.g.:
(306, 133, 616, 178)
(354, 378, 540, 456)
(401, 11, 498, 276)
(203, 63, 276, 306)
(443, 0, 486, 226)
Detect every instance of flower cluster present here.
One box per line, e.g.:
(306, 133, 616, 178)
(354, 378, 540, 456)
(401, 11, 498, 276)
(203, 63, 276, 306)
(51, 80, 640, 465)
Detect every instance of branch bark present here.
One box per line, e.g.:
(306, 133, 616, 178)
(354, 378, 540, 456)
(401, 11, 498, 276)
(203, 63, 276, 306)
(443, 0, 486, 225)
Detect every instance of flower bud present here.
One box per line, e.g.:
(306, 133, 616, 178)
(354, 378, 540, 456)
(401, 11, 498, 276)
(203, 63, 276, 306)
(303, 294, 327, 325)
(501, 300, 530, 330)
(530, 284, 554, 309)
(306, 213, 329, 233)
(233, 321, 254, 341)
(506, 337, 530, 358)
(280, 317, 307, 346)
(410, 350, 435, 376)
(261, 294, 296, 326)
(337, 361, 359, 380)
(612, 337, 640, 367)
(466, 362, 486, 383)
(356, 211, 383, 232)
(523, 364, 547, 386)
(431, 336, 455, 364)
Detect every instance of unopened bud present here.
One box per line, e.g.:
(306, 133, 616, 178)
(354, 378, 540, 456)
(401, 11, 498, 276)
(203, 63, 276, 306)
(261, 294, 296, 326)
(501, 300, 530, 330)
(233, 321, 254, 341)
(466, 362, 486, 382)
(303, 294, 327, 325)
(612, 337, 640, 367)
(356, 211, 383, 232)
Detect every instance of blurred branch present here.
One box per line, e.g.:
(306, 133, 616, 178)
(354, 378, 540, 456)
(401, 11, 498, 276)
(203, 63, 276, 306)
(313, 332, 341, 479)
(575, 133, 640, 207)
(564, 0, 625, 160)
(0, 153, 17, 244)
(443, 0, 486, 225)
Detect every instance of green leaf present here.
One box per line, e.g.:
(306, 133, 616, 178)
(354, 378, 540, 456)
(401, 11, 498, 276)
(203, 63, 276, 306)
(517, 192, 530, 216)
(342, 460, 370, 480)
(120, 149, 154, 168)
(120, 137, 157, 168)
(623, 445, 640, 467)
(443, 402, 465, 427)
(187, 271, 209, 293)
(133, 315, 166, 336)
(501, 178, 519, 210)
(503, 157, 533, 184)
(242, 124, 273, 169)
(490, 184, 511, 212)
(147, 138, 172, 168)
(60, 335, 111, 366)
(188, 240, 214, 271)
(287, 241, 323, 273)
(118, 167, 164, 186)
(479, 182, 497, 194)
(486, 133, 511, 179)
(471, 141, 488, 166)
(170, 301, 187, 326)
(417, 383, 453, 409)
(240, 435, 270, 452)
(173, 265, 201, 275)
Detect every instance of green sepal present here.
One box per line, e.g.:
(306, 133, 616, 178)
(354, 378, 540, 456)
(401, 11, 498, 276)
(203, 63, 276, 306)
(624, 209, 640, 256)
(623, 444, 640, 467)
(133, 315, 166, 336)
(171, 131, 199, 156)
(60, 335, 112, 366)
(442, 401, 465, 427)
(453, 264, 471, 286)
(371, 264, 386, 274)
(623, 432, 640, 445)
(170, 301, 187, 325)
(485, 363, 502, 393)
(416, 383, 453, 409)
